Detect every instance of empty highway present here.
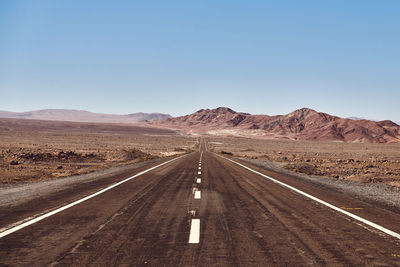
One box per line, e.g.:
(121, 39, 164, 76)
(0, 140, 399, 266)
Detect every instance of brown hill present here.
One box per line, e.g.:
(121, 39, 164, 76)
(0, 109, 171, 124)
(156, 107, 400, 143)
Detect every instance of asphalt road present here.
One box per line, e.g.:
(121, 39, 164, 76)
(0, 141, 400, 266)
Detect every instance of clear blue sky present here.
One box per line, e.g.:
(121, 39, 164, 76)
(1, 0, 399, 121)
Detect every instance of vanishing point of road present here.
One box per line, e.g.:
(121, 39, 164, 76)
(0, 140, 400, 266)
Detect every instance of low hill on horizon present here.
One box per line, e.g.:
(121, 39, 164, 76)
(0, 109, 171, 124)
(154, 107, 400, 143)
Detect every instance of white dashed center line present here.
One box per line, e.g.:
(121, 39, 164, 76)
(188, 153, 203, 244)
(188, 219, 200, 243)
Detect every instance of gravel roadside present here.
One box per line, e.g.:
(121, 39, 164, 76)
(240, 157, 400, 212)
(0, 158, 164, 207)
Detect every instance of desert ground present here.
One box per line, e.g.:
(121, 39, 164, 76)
(2, 118, 400, 188)
(207, 136, 400, 187)
(0, 118, 197, 184)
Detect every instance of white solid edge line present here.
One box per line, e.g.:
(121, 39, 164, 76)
(188, 219, 200, 243)
(216, 154, 400, 240)
(194, 191, 201, 199)
(0, 154, 189, 239)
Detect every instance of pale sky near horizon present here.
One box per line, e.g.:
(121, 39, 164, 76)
(1, 1, 399, 122)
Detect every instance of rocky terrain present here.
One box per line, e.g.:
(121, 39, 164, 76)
(0, 118, 196, 184)
(2, 107, 400, 187)
(0, 109, 171, 123)
(154, 107, 400, 143)
(208, 137, 400, 187)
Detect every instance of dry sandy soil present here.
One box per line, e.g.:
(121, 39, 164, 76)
(207, 137, 400, 187)
(2, 117, 400, 189)
(0, 118, 197, 184)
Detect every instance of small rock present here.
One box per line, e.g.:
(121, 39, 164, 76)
(10, 160, 19, 165)
(57, 165, 63, 169)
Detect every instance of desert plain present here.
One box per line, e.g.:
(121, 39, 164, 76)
(0, 118, 197, 184)
(1, 117, 400, 189)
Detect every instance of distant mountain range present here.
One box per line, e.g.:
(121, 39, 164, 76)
(1, 107, 399, 143)
(153, 107, 400, 143)
(0, 109, 171, 123)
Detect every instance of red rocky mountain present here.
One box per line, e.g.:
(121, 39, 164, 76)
(156, 107, 400, 143)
